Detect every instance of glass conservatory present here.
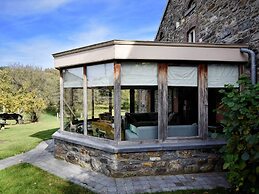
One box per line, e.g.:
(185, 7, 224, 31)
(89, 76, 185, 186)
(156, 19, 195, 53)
(53, 40, 248, 177)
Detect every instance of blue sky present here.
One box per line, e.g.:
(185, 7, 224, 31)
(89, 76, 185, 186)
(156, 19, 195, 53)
(0, 0, 167, 68)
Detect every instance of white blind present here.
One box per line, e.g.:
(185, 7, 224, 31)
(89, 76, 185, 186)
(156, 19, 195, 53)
(208, 64, 239, 88)
(168, 66, 197, 86)
(87, 63, 114, 87)
(121, 62, 158, 86)
(63, 67, 83, 88)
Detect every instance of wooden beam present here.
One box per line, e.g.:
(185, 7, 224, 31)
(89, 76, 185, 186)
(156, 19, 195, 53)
(60, 70, 64, 131)
(83, 66, 88, 135)
(158, 63, 168, 141)
(130, 89, 135, 113)
(114, 63, 121, 141)
(198, 64, 208, 139)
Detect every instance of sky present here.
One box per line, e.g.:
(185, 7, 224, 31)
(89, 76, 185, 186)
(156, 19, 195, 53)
(0, 0, 167, 69)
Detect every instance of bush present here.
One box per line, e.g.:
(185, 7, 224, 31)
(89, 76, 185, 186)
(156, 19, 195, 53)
(218, 76, 259, 193)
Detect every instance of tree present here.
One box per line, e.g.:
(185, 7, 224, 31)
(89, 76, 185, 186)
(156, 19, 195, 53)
(0, 64, 59, 122)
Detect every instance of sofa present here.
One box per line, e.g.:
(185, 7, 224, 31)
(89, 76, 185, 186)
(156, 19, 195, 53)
(125, 112, 198, 140)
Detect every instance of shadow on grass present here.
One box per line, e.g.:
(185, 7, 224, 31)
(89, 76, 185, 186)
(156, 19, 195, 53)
(30, 128, 59, 141)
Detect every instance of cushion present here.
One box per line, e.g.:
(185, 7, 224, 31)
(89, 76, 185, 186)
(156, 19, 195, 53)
(129, 124, 138, 134)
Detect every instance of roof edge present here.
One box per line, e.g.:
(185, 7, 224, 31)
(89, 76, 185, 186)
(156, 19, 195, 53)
(53, 40, 248, 58)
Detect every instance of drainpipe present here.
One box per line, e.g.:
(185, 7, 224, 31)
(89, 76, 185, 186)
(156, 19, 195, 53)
(240, 48, 257, 85)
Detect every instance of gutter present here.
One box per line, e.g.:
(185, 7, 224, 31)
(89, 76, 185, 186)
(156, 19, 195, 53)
(240, 48, 257, 85)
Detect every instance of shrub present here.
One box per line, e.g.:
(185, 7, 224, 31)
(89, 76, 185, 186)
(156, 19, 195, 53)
(218, 76, 259, 193)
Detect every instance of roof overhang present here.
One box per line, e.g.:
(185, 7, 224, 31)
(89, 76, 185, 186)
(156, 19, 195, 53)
(53, 40, 249, 69)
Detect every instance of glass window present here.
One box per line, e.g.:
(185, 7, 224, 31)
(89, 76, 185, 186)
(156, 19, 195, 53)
(87, 64, 114, 140)
(187, 28, 196, 43)
(63, 67, 84, 134)
(208, 64, 239, 88)
(121, 62, 158, 141)
(208, 88, 225, 139)
(167, 65, 198, 138)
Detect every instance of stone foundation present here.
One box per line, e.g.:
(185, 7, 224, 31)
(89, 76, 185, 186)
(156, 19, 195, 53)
(54, 139, 223, 177)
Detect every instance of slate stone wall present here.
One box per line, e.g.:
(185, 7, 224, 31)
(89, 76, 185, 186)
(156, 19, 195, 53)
(54, 139, 223, 177)
(156, 0, 259, 80)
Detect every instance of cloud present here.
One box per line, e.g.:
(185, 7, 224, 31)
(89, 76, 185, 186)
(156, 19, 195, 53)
(0, 0, 72, 17)
(68, 23, 112, 47)
(0, 36, 69, 68)
(0, 24, 114, 68)
(0, 21, 158, 69)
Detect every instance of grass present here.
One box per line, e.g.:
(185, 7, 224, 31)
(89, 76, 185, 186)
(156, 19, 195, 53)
(0, 113, 59, 159)
(0, 163, 94, 194)
(0, 164, 231, 194)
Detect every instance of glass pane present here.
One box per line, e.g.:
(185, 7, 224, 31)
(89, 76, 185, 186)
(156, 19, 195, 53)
(87, 63, 113, 87)
(121, 62, 158, 86)
(208, 64, 239, 88)
(87, 64, 114, 140)
(208, 88, 225, 139)
(63, 88, 84, 133)
(168, 66, 197, 87)
(63, 67, 83, 88)
(87, 87, 114, 139)
(63, 67, 84, 133)
(123, 88, 158, 141)
(167, 87, 198, 137)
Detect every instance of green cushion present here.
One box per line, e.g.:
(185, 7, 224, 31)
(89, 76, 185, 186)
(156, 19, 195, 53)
(129, 124, 138, 134)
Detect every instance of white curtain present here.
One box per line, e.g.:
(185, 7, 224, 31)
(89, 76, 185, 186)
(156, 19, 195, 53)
(87, 63, 114, 87)
(63, 67, 83, 88)
(121, 62, 158, 86)
(208, 64, 239, 88)
(168, 66, 197, 86)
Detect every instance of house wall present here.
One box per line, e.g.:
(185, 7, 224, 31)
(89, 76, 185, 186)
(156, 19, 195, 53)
(54, 139, 223, 177)
(156, 0, 259, 81)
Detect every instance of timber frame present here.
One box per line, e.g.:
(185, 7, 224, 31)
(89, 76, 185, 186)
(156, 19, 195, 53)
(53, 40, 248, 152)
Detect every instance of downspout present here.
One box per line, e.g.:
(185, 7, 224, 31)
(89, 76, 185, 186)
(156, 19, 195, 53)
(240, 48, 257, 85)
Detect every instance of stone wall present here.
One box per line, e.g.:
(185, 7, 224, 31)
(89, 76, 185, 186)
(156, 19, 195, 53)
(54, 139, 223, 177)
(156, 0, 259, 81)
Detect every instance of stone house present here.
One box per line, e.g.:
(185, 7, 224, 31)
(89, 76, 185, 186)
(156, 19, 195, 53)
(156, 0, 259, 81)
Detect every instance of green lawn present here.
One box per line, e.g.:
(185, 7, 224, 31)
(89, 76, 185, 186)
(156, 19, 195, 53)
(0, 113, 59, 159)
(0, 163, 94, 194)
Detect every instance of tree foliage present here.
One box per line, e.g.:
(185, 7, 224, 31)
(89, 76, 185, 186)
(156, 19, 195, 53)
(0, 64, 59, 122)
(218, 76, 259, 194)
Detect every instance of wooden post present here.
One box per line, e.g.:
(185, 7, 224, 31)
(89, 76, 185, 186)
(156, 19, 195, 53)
(114, 63, 121, 141)
(83, 66, 88, 135)
(130, 89, 135, 113)
(198, 64, 208, 139)
(158, 64, 168, 141)
(60, 70, 64, 131)
(91, 89, 94, 119)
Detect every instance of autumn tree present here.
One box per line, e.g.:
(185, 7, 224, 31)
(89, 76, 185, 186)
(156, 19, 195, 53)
(0, 64, 59, 122)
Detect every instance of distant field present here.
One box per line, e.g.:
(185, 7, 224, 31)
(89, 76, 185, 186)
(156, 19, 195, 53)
(0, 113, 59, 159)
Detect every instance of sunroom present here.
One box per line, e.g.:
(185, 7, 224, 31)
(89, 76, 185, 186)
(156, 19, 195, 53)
(53, 40, 248, 177)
